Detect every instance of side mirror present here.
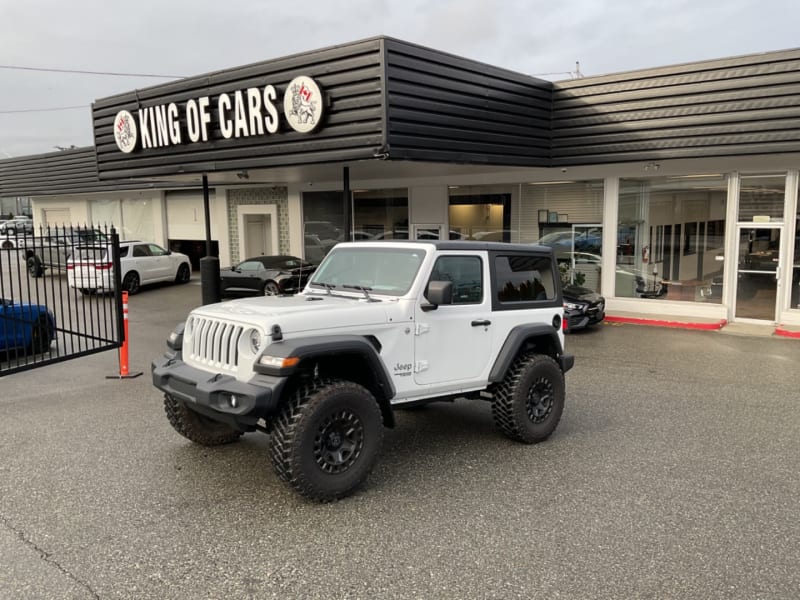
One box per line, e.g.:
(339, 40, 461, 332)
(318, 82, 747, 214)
(422, 280, 453, 311)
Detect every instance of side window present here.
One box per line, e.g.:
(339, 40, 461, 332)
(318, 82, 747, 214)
(239, 261, 263, 272)
(428, 255, 483, 304)
(495, 255, 555, 303)
(132, 245, 149, 258)
(148, 244, 168, 256)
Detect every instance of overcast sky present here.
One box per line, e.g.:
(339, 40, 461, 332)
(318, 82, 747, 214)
(1, 0, 798, 158)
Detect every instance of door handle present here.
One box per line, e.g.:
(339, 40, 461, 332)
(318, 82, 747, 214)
(471, 319, 491, 327)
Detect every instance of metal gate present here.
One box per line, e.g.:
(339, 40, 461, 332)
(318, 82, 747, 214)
(0, 224, 123, 376)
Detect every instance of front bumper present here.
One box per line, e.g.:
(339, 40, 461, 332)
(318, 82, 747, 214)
(565, 307, 605, 331)
(151, 354, 285, 424)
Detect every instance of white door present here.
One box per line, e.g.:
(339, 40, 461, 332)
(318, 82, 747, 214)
(244, 214, 271, 258)
(413, 254, 492, 387)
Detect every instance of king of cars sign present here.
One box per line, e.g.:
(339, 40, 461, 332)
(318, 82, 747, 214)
(112, 76, 324, 153)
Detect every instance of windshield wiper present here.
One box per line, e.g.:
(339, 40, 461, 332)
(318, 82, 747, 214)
(310, 281, 336, 295)
(343, 284, 377, 301)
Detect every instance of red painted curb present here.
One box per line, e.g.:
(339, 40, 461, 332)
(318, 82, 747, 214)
(605, 315, 727, 331)
(775, 327, 800, 339)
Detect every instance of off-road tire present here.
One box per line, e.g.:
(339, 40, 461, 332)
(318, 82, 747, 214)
(262, 281, 280, 296)
(163, 394, 243, 446)
(123, 271, 141, 294)
(175, 263, 191, 284)
(270, 379, 384, 502)
(492, 353, 565, 444)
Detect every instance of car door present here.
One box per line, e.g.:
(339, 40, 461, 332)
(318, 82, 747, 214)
(145, 243, 173, 282)
(128, 244, 155, 284)
(413, 253, 493, 388)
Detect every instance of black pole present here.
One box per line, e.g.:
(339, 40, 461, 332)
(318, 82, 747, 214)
(199, 174, 221, 305)
(203, 174, 212, 256)
(343, 166, 351, 241)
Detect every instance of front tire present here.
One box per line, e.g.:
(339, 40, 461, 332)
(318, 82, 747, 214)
(270, 379, 384, 502)
(175, 263, 191, 284)
(262, 281, 280, 296)
(163, 394, 243, 446)
(492, 353, 565, 444)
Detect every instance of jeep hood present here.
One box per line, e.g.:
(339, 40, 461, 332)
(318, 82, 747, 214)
(190, 293, 397, 334)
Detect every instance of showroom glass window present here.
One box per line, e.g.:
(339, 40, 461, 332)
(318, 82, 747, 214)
(617, 176, 727, 303)
(302, 189, 409, 261)
(448, 185, 514, 241)
(738, 174, 785, 222)
(302, 191, 345, 263)
(352, 188, 408, 240)
(523, 180, 604, 293)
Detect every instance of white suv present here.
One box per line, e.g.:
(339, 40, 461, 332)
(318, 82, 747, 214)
(68, 241, 192, 295)
(154, 241, 574, 501)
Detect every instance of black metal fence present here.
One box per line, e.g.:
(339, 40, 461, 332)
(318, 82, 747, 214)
(0, 223, 123, 376)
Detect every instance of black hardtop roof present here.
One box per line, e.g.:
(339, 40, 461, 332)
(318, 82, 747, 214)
(340, 240, 555, 255)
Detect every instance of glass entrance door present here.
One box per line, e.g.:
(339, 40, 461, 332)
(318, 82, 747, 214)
(734, 226, 782, 321)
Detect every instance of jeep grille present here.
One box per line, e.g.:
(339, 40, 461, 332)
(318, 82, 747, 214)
(187, 317, 243, 371)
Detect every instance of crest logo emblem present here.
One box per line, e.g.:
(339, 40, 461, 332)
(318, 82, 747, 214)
(113, 110, 138, 153)
(283, 76, 323, 133)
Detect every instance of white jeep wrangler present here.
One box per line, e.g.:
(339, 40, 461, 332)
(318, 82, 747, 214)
(152, 241, 574, 501)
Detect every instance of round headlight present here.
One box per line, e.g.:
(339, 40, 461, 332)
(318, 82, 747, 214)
(249, 329, 262, 354)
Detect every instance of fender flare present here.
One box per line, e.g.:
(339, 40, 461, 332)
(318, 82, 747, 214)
(488, 324, 571, 382)
(255, 334, 396, 426)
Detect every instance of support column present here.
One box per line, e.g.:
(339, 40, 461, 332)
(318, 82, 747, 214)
(200, 174, 221, 305)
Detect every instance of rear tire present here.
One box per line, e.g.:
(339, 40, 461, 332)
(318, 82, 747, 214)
(28, 314, 53, 354)
(492, 353, 565, 444)
(270, 379, 384, 501)
(163, 394, 243, 446)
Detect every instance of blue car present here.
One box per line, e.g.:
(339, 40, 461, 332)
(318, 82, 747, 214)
(0, 298, 56, 354)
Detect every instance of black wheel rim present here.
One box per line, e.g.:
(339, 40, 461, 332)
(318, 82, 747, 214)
(313, 409, 364, 474)
(526, 377, 554, 423)
(126, 274, 139, 292)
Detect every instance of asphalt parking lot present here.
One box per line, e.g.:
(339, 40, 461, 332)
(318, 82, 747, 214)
(2, 280, 799, 600)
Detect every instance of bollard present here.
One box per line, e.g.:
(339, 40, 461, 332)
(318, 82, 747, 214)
(121, 290, 130, 376)
(108, 290, 143, 379)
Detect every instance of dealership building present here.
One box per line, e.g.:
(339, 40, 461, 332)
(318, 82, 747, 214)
(1, 36, 799, 329)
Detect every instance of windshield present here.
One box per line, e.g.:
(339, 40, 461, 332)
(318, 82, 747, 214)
(309, 246, 426, 296)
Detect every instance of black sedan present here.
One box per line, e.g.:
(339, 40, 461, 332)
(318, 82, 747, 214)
(563, 284, 605, 332)
(220, 255, 316, 297)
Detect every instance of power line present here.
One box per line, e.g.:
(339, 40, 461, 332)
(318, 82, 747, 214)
(0, 64, 185, 78)
(0, 105, 88, 114)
